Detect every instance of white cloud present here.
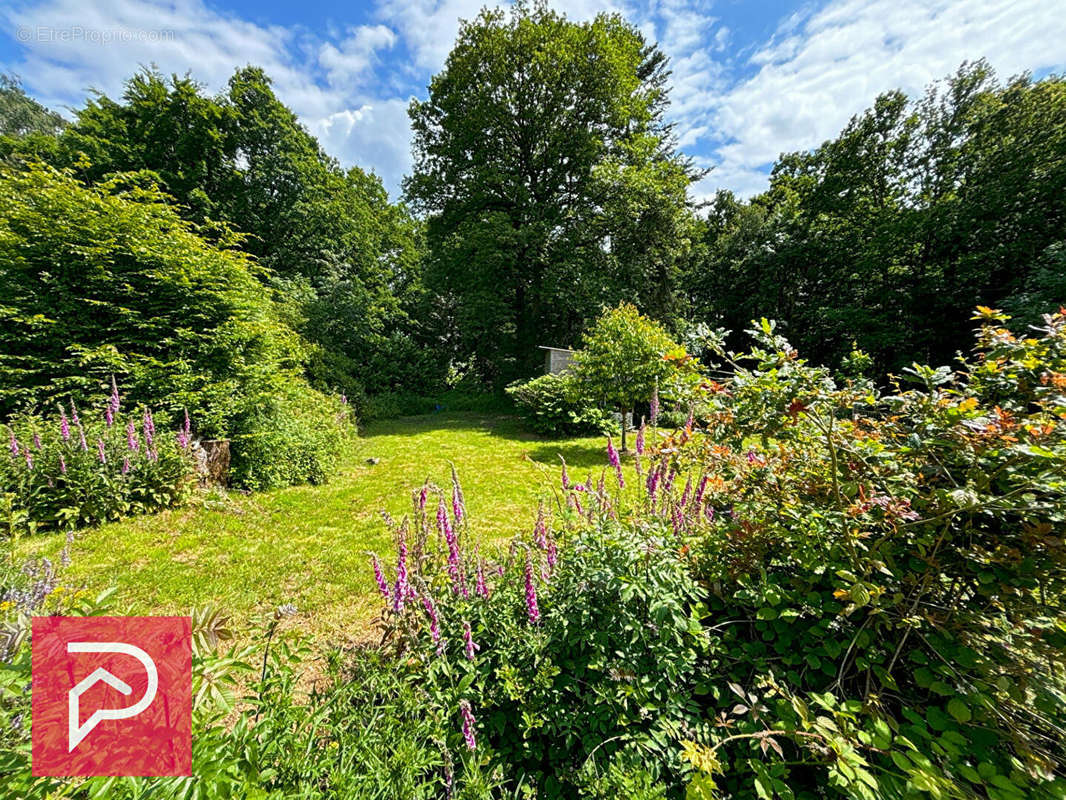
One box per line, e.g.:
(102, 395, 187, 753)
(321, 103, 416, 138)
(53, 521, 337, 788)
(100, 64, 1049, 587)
(319, 24, 397, 87)
(307, 98, 413, 191)
(3, 0, 1066, 202)
(700, 0, 1066, 197)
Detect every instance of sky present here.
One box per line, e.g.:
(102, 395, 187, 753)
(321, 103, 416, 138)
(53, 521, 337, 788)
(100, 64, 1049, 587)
(2, 0, 1065, 202)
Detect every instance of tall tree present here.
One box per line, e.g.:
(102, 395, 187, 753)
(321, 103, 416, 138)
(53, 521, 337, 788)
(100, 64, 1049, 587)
(407, 1, 699, 385)
(11, 67, 432, 397)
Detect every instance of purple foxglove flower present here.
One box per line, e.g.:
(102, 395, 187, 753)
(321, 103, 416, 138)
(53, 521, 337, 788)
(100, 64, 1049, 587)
(32, 433, 41, 450)
(340, 394, 347, 405)
(126, 420, 138, 451)
(393, 536, 410, 613)
(705, 503, 715, 522)
(176, 430, 189, 448)
(524, 553, 541, 625)
(371, 554, 391, 602)
(694, 475, 710, 507)
(78, 425, 87, 451)
(533, 503, 547, 548)
(746, 450, 758, 465)
(476, 559, 489, 598)
(97, 439, 106, 464)
(663, 467, 675, 493)
(650, 383, 659, 426)
(109, 376, 121, 419)
(452, 478, 465, 527)
(672, 506, 683, 535)
(646, 466, 660, 503)
(607, 436, 620, 469)
(104, 405, 113, 426)
(680, 477, 692, 509)
(462, 621, 480, 660)
(546, 532, 557, 570)
(418, 484, 428, 512)
(459, 701, 477, 751)
(122, 456, 130, 475)
(143, 409, 155, 449)
(24, 449, 33, 470)
(59, 408, 71, 441)
(636, 422, 646, 456)
(422, 593, 443, 653)
(438, 496, 465, 595)
(58, 454, 67, 474)
(560, 457, 570, 490)
(9, 430, 19, 457)
(70, 401, 80, 428)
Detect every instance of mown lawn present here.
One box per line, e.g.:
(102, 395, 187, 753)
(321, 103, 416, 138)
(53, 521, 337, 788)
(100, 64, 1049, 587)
(18, 412, 621, 642)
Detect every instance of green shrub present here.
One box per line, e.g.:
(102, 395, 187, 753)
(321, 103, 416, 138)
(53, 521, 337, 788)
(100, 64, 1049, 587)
(1, 386, 194, 536)
(506, 372, 618, 436)
(628, 308, 1066, 800)
(0, 164, 348, 490)
(0, 597, 503, 799)
(367, 470, 705, 798)
(229, 380, 352, 492)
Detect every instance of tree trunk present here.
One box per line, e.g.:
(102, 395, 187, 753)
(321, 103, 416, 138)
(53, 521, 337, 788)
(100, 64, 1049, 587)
(620, 406, 628, 453)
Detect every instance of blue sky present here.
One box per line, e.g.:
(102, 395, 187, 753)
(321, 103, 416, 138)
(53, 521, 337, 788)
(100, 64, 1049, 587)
(2, 0, 1065, 201)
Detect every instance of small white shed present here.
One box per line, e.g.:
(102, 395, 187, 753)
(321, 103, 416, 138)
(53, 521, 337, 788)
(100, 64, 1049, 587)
(538, 346, 574, 375)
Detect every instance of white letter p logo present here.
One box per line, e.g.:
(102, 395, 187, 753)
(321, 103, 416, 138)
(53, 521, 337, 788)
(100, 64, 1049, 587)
(67, 642, 158, 751)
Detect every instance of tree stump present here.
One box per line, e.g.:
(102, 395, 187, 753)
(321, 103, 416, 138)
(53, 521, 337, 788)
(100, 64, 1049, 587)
(191, 439, 231, 486)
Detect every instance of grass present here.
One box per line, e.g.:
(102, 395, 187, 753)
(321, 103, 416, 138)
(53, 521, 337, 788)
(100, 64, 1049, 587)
(18, 412, 622, 643)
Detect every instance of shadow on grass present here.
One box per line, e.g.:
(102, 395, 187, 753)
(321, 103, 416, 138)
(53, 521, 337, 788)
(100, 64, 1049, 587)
(524, 441, 608, 470)
(361, 411, 533, 440)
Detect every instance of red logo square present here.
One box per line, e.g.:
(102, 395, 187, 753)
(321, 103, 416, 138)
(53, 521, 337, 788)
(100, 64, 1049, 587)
(32, 616, 191, 777)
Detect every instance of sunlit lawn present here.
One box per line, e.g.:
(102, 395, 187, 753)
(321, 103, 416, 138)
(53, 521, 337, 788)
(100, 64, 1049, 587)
(19, 412, 624, 643)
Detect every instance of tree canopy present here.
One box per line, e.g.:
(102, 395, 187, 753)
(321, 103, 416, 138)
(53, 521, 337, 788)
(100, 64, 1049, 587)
(684, 62, 1066, 372)
(407, 1, 699, 386)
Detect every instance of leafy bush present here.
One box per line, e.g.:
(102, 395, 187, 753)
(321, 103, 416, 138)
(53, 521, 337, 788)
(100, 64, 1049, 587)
(0, 164, 351, 490)
(572, 303, 702, 449)
(1, 384, 194, 536)
(366, 470, 704, 798)
(228, 380, 352, 491)
(0, 582, 501, 799)
(635, 309, 1066, 799)
(506, 372, 618, 437)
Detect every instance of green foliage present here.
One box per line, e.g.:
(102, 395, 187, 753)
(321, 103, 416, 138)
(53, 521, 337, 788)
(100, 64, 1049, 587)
(685, 62, 1066, 372)
(407, 2, 699, 385)
(573, 303, 700, 448)
(228, 380, 352, 491)
(5, 67, 435, 399)
(0, 73, 65, 161)
(506, 372, 618, 437)
(1, 392, 193, 536)
(0, 163, 349, 490)
(370, 479, 708, 798)
(0, 583, 501, 799)
(662, 308, 1066, 799)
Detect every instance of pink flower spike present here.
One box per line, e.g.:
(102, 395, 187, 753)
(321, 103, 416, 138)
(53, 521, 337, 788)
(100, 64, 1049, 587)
(462, 621, 480, 661)
(524, 553, 541, 625)
(459, 701, 477, 751)
(371, 554, 391, 603)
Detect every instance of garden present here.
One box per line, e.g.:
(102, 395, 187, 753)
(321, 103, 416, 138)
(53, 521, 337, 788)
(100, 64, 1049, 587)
(2, 3, 1065, 798)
